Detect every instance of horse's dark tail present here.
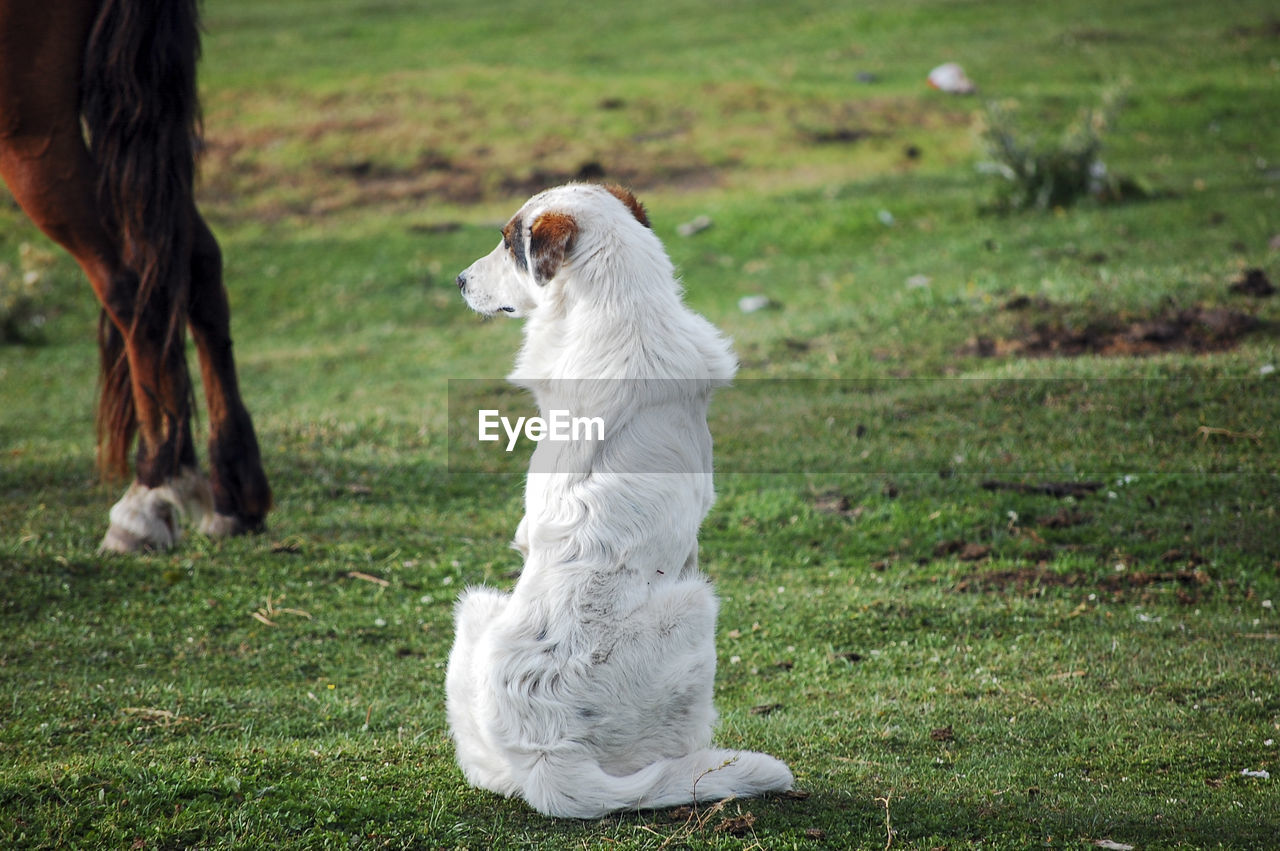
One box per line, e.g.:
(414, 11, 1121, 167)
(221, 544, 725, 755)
(82, 0, 202, 479)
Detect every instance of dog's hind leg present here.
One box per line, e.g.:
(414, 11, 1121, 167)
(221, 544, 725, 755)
(446, 587, 516, 794)
(452, 586, 508, 645)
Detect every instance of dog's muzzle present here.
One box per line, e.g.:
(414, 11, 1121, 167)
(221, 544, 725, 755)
(456, 271, 468, 291)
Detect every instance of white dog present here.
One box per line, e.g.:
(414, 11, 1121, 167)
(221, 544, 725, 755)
(447, 183, 793, 818)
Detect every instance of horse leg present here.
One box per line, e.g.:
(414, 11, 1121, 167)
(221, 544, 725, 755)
(0, 3, 211, 552)
(0, 137, 213, 551)
(97, 271, 211, 553)
(187, 214, 272, 536)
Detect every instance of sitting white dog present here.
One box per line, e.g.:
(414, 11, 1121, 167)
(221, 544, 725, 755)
(447, 183, 793, 818)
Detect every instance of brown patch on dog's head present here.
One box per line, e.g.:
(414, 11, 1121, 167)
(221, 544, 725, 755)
(529, 211, 578, 285)
(602, 183, 650, 228)
(501, 215, 528, 272)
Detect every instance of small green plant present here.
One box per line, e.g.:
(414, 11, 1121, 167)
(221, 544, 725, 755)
(0, 242, 57, 344)
(978, 86, 1140, 212)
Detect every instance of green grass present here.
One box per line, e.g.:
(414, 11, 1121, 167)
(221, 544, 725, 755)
(2, 0, 1278, 847)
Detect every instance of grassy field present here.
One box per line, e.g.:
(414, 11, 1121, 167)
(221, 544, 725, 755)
(2, 0, 1278, 847)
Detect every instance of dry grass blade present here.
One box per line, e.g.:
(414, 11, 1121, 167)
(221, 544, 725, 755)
(120, 707, 198, 729)
(251, 593, 313, 627)
(1195, 425, 1263, 444)
(1049, 670, 1088, 680)
(874, 792, 896, 850)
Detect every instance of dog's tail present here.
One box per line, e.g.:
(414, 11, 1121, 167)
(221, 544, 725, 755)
(519, 747, 793, 819)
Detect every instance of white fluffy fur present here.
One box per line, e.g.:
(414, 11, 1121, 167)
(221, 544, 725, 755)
(99, 466, 214, 553)
(448, 183, 793, 818)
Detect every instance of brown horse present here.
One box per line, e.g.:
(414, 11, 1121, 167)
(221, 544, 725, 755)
(0, 0, 271, 551)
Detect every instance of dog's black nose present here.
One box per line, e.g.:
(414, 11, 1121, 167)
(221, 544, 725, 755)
(456, 272, 467, 291)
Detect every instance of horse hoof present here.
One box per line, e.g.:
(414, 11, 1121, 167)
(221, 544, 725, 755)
(199, 512, 255, 538)
(99, 524, 161, 554)
(97, 469, 211, 554)
(99, 485, 180, 553)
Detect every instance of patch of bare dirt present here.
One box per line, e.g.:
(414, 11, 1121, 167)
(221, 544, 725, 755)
(933, 539, 992, 561)
(197, 96, 721, 219)
(1229, 18, 1280, 39)
(716, 812, 757, 837)
(954, 565, 1211, 598)
(203, 134, 718, 217)
(982, 479, 1104, 499)
(811, 489, 864, 519)
(788, 95, 971, 141)
(964, 299, 1266, 358)
(1229, 268, 1276, 297)
(1037, 507, 1093, 528)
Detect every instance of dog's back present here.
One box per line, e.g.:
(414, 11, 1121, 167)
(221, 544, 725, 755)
(447, 184, 792, 818)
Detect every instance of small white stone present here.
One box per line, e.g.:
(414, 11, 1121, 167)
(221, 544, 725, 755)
(677, 215, 713, 237)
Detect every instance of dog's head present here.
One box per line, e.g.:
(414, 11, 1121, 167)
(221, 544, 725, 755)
(455, 182, 651, 318)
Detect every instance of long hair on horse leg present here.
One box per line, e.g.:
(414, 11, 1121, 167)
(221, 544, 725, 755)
(95, 310, 137, 480)
(81, 0, 202, 477)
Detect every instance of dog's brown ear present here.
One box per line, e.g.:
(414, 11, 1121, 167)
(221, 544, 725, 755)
(529, 211, 578, 285)
(603, 183, 650, 229)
